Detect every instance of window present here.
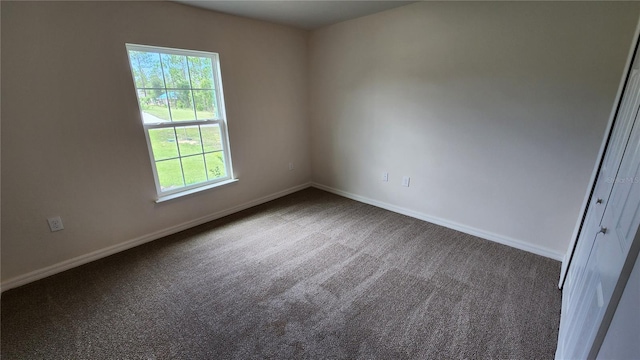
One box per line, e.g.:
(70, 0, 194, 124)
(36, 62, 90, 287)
(125, 44, 234, 200)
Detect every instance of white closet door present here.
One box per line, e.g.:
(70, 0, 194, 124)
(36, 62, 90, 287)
(557, 58, 640, 359)
(564, 68, 640, 311)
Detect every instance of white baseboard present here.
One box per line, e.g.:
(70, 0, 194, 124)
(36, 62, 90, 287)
(2, 181, 564, 292)
(0, 182, 312, 293)
(311, 182, 564, 261)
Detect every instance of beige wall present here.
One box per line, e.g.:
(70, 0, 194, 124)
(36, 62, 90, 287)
(1, 1, 310, 283)
(309, 2, 640, 257)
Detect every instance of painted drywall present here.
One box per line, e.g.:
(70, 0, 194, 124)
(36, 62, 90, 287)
(597, 252, 640, 359)
(308, 1, 640, 257)
(1, 1, 310, 283)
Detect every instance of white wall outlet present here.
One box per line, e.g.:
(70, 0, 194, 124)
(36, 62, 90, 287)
(382, 172, 389, 182)
(47, 216, 64, 232)
(402, 176, 410, 187)
(288, 162, 295, 171)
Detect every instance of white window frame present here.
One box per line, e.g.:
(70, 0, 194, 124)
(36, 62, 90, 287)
(125, 44, 235, 201)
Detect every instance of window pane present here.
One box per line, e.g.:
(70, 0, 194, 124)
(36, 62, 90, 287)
(156, 158, 184, 190)
(148, 128, 179, 161)
(201, 124, 223, 152)
(188, 56, 215, 89)
(128, 51, 164, 89)
(175, 125, 203, 156)
(205, 151, 227, 180)
(139, 94, 171, 123)
(193, 90, 218, 119)
(168, 90, 196, 121)
(161, 54, 190, 89)
(182, 155, 207, 186)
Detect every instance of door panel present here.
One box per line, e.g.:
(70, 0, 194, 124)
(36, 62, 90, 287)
(565, 69, 640, 310)
(561, 70, 640, 354)
(613, 141, 640, 252)
(558, 56, 640, 359)
(558, 115, 640, 358)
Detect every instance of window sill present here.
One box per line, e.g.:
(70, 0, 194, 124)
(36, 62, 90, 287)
(155, 178, 239, 203)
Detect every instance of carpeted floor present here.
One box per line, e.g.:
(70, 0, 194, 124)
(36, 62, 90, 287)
(1, 188, 561, 359)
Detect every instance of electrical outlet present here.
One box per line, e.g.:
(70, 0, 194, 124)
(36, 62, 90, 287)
(402, 176, 410, 187)
(288, 162, 295, 171)
(47, 216, 64, 232)
(382, 172, 389, 182)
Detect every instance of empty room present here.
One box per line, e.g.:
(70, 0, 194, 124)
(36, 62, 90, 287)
(2, 1, 640, 359)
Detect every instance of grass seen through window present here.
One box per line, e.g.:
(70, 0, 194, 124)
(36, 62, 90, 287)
(149, 125, 226, 190)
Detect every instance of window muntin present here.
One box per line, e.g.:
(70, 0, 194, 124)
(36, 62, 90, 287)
(126, 44, 233, 198)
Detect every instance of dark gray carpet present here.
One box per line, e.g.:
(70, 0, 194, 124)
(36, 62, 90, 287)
(1, 188, 561, 359)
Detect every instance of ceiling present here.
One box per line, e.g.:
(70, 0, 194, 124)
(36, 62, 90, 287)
(174, 1, 415, 30)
